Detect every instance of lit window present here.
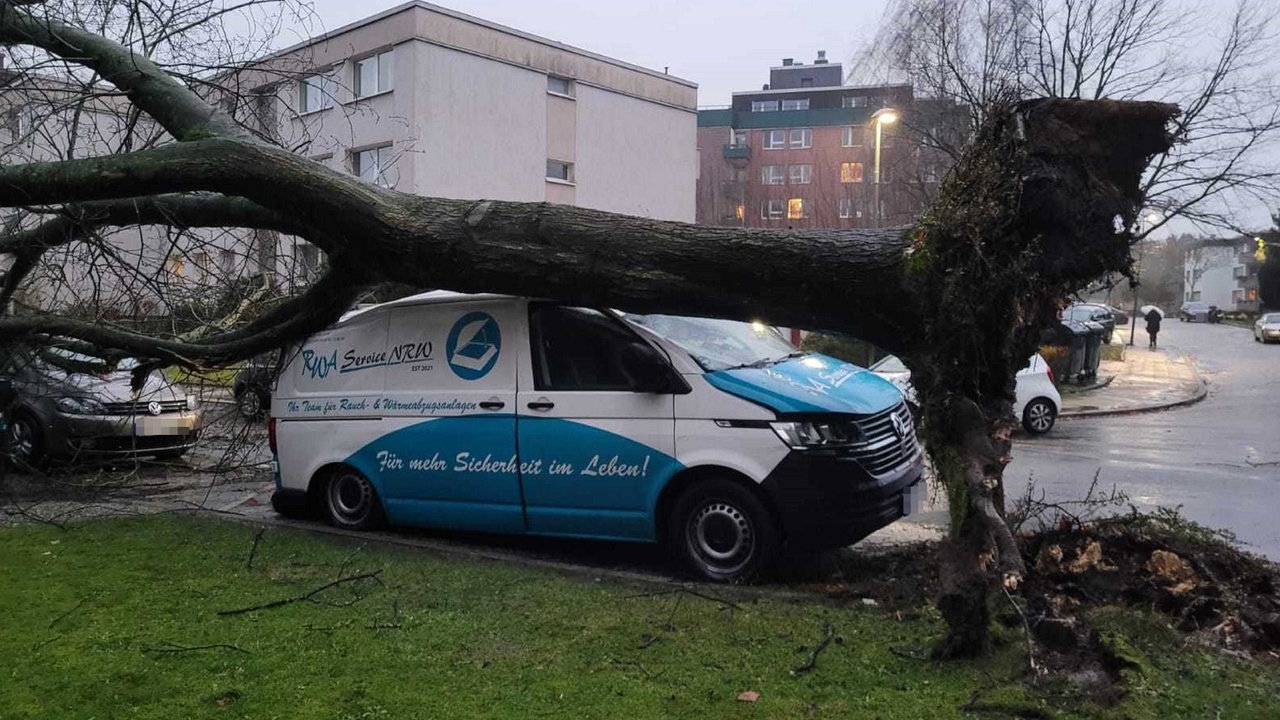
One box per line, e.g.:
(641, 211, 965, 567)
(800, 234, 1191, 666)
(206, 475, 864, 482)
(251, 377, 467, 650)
(841, 126, 862, 147)
(354, 145, 396, 187)
(752, 100, 780, 112)
(299, 73, 335, 113)
(547, 159, 574, 182)
(789, 128, 811, 148)
(548, 75, 574, 97)
(781, 98, 809, 111)
(734, 204, 745, 220)
(167, 257, 185, 277)
(761, 165, 785, 185)
(764, 129, 786, 149)
(786, 198, 808, 219)
(838, 197, 862, 219)
(354, 50, 394, 98)
(842, 95, 869, 108)
(761, 200, 785, 219)
(840, 162, 865, 183)
(788, 164, 812, 184)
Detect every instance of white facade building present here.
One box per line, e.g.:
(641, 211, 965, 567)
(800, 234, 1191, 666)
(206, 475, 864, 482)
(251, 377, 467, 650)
(1183, 239, 1261, 313)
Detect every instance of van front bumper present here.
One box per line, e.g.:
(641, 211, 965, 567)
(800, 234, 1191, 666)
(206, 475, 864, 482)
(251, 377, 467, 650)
(760, 450, 924, 550)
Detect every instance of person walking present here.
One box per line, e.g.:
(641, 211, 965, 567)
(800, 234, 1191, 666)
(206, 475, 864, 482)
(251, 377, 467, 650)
(1145, 308, 1162, 349)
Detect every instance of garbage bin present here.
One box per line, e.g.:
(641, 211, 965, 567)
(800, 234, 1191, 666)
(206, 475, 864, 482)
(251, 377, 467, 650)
(1080, 320, 1106, 381)
(1041, 321, 1089, 381)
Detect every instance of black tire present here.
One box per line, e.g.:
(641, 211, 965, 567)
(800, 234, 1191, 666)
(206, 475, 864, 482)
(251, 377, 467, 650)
(1022, 398, 1057, 435)
(667, 477, 779, 583)
(235, 386, 268, 420)
(7, 411, 43, 467)
(322, 466, 384, 531)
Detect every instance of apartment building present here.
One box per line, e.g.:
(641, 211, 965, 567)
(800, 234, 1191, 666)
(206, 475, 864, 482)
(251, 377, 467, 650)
(5, 2, 698, 312)
(1184, 238, 1262, 312)
(696, 52, 964, 229)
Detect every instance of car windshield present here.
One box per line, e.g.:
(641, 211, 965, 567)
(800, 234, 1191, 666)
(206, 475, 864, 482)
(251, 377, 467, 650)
(870, 354, 908, 373)
(623, 314, 797, 371)
(1263, 314, 1280, 324)
(37, 346, 139, 377)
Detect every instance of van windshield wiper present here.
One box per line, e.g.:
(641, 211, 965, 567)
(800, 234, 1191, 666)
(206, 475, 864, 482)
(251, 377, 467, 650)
(720, 352, 806, 372)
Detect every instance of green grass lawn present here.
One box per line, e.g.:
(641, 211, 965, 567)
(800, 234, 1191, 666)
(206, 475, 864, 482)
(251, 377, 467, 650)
(1, 515, 1277, 719)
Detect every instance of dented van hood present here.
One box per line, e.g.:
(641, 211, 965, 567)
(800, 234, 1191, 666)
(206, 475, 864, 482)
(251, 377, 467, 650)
(703, 353, 905, 416)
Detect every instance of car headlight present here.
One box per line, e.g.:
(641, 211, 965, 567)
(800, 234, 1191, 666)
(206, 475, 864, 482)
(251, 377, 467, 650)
(185, 395, 199, 411)
(770, 420, 863, 450)
(55, 396, 107, 415)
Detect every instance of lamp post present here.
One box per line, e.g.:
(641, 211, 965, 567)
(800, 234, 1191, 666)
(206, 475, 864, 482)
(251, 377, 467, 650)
(1128, 212, 1163, 346)
(871, 108, 898, 228)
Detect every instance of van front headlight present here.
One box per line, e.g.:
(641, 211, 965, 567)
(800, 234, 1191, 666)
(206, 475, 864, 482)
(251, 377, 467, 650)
(770, 420, 862, 450)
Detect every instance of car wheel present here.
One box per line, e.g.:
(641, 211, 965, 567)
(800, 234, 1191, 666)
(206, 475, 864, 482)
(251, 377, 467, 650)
(235, 387, 267, 420)
(7, 412, 43, 466)
(1022, 398, 1057, 434)
(668, 478, 779, 583)
(323, 466, 384, 531)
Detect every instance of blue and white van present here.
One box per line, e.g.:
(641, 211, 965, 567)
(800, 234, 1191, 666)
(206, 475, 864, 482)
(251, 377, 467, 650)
(269, 292, 925, 581)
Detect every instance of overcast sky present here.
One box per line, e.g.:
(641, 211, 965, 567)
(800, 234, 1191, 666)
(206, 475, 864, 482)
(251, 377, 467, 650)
(303, 0, 893, 107)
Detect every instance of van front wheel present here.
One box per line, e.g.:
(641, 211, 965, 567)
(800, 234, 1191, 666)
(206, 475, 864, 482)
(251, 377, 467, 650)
(323, 467, 384, 531)
(668, 478, 779, 583)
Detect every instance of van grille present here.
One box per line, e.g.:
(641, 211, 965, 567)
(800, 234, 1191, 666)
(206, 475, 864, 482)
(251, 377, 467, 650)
(847, 402, 921, 477)
(101, 399, 186, 416)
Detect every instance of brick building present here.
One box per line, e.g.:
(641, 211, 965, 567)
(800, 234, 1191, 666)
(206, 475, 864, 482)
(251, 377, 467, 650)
(696, 52, 964, 229)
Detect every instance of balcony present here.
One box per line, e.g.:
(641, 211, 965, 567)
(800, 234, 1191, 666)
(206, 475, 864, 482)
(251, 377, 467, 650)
(722, 144, 751, 165)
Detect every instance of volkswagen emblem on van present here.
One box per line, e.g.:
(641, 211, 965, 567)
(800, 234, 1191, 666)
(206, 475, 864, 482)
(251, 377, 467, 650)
(445, 311, 502, 380)
(890, 412, 908, 439)
(147, 401, 163, 416)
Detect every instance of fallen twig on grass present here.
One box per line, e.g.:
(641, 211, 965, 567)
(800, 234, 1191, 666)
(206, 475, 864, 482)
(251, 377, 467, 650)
(143, 641, 249, 655)
(623, 587, 742, 610)
(1003, 585, 1041, 677)
(245, 527, 266, 569)
(47, 597, 86, 629)
(791, 622, 840, 676)
(217, 570, 383, 616)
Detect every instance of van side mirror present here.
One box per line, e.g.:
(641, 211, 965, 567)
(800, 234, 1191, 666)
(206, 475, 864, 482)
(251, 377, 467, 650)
(621, 342, 684, 394)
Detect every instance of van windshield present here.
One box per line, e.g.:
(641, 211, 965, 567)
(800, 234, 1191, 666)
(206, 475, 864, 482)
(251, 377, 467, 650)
(624, 314, 798, 371)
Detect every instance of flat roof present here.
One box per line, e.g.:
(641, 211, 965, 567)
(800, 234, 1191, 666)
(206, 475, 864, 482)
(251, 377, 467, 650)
(733, 83, 913, 97)
(261, 1, 696, 89)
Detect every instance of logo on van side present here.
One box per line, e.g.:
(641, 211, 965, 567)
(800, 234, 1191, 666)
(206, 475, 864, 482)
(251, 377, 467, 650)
(301, 349, 339, 379)
(446, 312, 501, 380)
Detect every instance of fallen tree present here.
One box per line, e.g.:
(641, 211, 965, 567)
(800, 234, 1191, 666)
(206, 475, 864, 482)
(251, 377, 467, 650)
(0, 0, 1175, 654)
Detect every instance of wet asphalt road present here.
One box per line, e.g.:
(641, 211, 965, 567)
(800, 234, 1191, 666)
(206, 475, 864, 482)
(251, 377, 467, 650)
(1005, 320, 1280, 559)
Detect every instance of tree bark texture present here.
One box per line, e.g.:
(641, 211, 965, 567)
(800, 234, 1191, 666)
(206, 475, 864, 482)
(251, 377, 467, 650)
(0, 0, 1177, 655)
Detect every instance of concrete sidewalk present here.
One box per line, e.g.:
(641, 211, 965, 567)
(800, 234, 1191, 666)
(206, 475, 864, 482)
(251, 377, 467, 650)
(1059, 328, 1206, 417)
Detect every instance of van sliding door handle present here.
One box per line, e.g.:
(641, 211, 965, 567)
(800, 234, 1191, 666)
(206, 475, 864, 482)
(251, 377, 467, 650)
(479, 401, 505, 410)
(526, 401, 555, 411)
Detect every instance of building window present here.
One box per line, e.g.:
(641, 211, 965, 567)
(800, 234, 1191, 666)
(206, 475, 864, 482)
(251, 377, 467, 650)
(354, 50, 394, 98)
(219, 249, 236, 274)
(841, 126, 862, 147)
(788, 164, 812, 184)
(786, 198, 808, 219)
(781, 98, 809, 111)
(843, 95, 869, 108)
(167, 256, 185, 278)
(838, 197, 863, 219)
(298, 73, 335, 113)
(800, 78, 814, 88)
(547, 75, 574, 97)
(923, 164, 941, 183)
(789, 128, 811, 149)
(731, 129, 748, 148)
(1232, 289, 1245, 304)
(752, 100, 780, 112)
(764, 129, 786, 149)
(761, 200, 785, 219)
(734, 204, 745, 220)
(297, 242, 321, 282)
(840, 162, 865, 183)
(761, 165, 785, 185)
(353, 145, 396, 187)
(1233, 265, 1249, 278)
(547, 159, 574, 183)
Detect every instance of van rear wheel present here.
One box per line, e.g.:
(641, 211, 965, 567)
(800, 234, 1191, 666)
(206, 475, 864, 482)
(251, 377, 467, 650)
(323, 467, 384, 531)
(668, 478, 779, 583)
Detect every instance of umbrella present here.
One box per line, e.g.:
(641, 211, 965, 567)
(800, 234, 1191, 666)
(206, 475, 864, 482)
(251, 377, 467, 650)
(1140, 304, 1164, 317)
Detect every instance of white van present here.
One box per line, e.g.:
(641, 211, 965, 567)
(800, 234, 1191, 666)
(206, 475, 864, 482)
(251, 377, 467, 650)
(269, 292, 924, 582)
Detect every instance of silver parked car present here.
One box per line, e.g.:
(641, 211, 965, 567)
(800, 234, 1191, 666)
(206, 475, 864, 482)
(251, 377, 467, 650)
(3, 346, 201, 465)
(1255, 313, 1280, 343)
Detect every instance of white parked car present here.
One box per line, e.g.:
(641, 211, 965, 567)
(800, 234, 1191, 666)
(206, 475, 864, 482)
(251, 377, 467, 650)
(869, 353, 1062, 434)
(1255, 313, 1280, 343)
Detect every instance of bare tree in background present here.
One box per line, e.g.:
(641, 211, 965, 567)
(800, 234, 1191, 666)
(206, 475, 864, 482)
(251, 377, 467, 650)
(0, 0, 1178, 654)
(857, 0, 1280, 235)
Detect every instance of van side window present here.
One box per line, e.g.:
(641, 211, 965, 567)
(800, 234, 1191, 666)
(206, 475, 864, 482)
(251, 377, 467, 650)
(529, 305, 640, 391)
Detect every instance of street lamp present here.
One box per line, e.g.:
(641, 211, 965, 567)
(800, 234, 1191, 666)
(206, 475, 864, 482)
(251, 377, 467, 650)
(1128, 211, 1163, 346)
(871, 108, 898, 228)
